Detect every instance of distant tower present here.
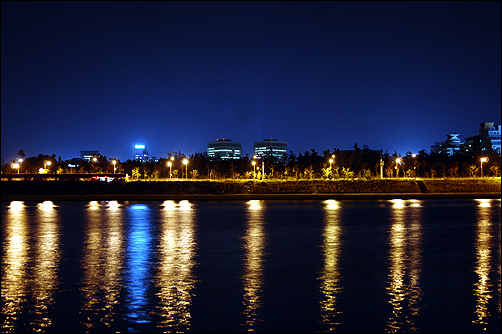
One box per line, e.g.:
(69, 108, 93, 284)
(133, 144, 149, 162)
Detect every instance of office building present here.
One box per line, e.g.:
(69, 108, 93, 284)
(207, 139, 241, 160)
(460, 122, 501, 155)
(133, 144, 149, 162)
(479, 122, 501, 153)
(431, 133, 461, 155)
(81, 150, 101, 161)
(253, 139, 288, 159)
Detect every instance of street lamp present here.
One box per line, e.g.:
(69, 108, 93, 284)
(395, 158, 401, 178)
(18, 159, 23, 174)
(412, 154, 417, 178)
(91, 157, 98, 173)
(12, 163, 19, 174)
(480, 157, 487, 177)
(252, 160, 256, 179)
(111, 160, 117, 174)
(44, 160, 51, 171)
(183, 158, 188, 180)
(262, 160, 265, 180)
(167, 161, 172, 180)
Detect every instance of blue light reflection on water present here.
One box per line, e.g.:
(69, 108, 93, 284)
(124, 203, 153, 325)
(1, 199, 501, 333)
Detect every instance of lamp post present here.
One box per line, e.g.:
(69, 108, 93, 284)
(12, 163, 19, 174)
(262, 160, 265, 181)
(412, 154, 417, 178)
(44, 160, 51, 172)
(183, 158, 188, 180)
(167, 161, 172, 180)
(252, 160, 256, 179)
(395, 158, 401, 178)
(111, 160, 116, 174)
(480, 157, 487, 177)
(92, 157, 98, 173)
(18, 159, 23, 174)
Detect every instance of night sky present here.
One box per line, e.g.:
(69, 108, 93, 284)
(2, 1, 500, 162)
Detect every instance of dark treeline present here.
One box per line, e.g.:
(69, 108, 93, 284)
(2, 144, 501, 179)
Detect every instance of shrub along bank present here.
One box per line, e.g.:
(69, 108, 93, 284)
(1, 178, 500, 196)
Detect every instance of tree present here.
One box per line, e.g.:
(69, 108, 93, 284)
(18, 150, 26, 158)
(132, 167, 141, 179)
(489, 165, 500, 177)
(322, 167, 333, 180)
(466, 165, 479, 178)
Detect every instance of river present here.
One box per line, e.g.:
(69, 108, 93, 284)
(1, 199, 500, 333)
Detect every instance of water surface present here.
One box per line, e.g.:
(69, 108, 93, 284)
(2, 199, 500, 333)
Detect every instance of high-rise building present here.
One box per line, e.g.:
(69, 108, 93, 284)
(253, 139, 288, 159)
(133, 144, 149, 162)
(207, 139, 241, 160)
(460, 122, 501, 155)
(81, 150, 101, 161)
(431, 133, 461, 155)
(479, 122, 501, 153)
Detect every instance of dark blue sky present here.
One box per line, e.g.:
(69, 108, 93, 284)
(2, 1, 500, 162)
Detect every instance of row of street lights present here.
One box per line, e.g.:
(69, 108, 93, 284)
(166, 156, 189, 180)
(7, 155, 492, 178)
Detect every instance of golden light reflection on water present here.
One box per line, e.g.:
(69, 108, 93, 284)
(241, 200, 266, 331)
(28, 201, 61, 332)
(319, 199, 343, 331)
(2, 201, 29, 332)
(154, 200, 197, 331)
(80, 201, 124, 330)
(385, 199, 423, 333)
(472, 199, 498, 329)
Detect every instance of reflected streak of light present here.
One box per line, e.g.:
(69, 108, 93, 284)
(88, 201, 99, 210)
(319, 200, 343, 331)
(31, 201, 61, 331)
(241, 200, 266, 330)
(124, 204, 152, 324)
(248, 199, 261, 210)
(179, 200, 191, 210)
(81, 201, 125, 329)
(476, 199, 491, 208)
(81, 204, 106, 330)
(324, 199, 340, 210)
(163, 200, 176, 210)
(39, 200, 55, 211)
(2, 202, 29, 331)
(102, 205, 124, 327)
(472, 202, 494, 326)
(108, 200, 119, 210)
(386, 200, 423, 333)
(390, 199, 405, 209)
(9, 200, 25, 211)
(155, 202, 197, 331)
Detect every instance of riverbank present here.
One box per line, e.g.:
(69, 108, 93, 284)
(1, 178, 500, 201)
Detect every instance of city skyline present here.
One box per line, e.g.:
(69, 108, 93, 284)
(2, 2, 500, 162)
(5, 118, 501, 163)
